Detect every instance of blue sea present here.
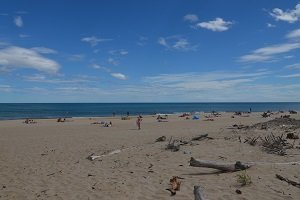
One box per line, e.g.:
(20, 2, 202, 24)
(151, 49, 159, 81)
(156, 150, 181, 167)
(0, 103, 300, 120)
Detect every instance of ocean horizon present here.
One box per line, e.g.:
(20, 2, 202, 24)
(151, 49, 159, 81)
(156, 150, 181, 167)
(0, 102, 300, 120)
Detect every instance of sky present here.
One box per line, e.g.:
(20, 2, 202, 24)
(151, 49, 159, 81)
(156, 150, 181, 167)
(0, 0, 300, 102)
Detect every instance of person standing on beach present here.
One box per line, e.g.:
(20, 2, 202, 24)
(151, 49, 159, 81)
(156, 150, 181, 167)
(136, 115, 142, 130)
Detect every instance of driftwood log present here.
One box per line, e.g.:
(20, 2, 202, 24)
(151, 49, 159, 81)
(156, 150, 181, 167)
(194, 186, 206, 200)
(190, 157, 252, 172)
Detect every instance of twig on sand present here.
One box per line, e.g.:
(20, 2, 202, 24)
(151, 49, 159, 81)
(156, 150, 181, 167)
(275, 174, 300, 188)
(87, 149, 122, 161)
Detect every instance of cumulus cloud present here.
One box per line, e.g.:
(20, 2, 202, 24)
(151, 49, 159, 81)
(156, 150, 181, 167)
(270, 4, 300, 23)
(196, 18, 233, 32)
(14, 16, 23, 27)
(158, 36, 197, 51)
(0, 46, 60, 73)
(81, 36, 112, 46)
(239, 43, 300, 62)
(31, 47, 57, 54)
(183, 14, 199, 23)
(110, 73, 127, 80)
(286, 28, 300, 40)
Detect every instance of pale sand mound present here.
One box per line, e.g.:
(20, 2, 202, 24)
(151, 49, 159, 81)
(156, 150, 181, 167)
(0, 112, 299, 199)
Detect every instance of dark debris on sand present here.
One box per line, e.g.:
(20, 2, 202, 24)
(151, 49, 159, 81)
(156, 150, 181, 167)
(250, 118, 300, 130)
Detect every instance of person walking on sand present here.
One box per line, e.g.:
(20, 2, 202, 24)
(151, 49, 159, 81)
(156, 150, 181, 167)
(136, 115, 142, 130)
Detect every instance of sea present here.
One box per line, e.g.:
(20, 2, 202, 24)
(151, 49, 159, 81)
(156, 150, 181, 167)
(0, 102, 300, 120)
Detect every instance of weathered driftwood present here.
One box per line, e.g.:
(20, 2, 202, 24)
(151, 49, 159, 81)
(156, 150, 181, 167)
(194, 186, 206, 200)
(87, 149, 122, 161)
(191, 134, 213, 141)
(190, 157, 252, 172)
(275, 174, 300, 188)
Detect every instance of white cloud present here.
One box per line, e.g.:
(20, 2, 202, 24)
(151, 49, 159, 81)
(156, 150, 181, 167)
(91, 64, 111, 72)
(81, 36, 112, 46)
(19, 34, 30, 38)
(158, 36, 197, 51)
(267, 23, 276, 28)
(0, 84, 11, 92)
(285, 63, 300, 70)
(144, 71, 269, 91)
(196, 18, 233, 32)
(158, 37, 168, 47)
(14, 16, 23, 27)
(110, 73, 127, 80)
(173, 39, 189, 50)
(68, 54, 85, 61)
(0, 46, 59, 73)
(279, 73, 300, 78)
(270, 4, 300, 23)
(253, 43, 300, 55)
(239, 43, 300, 62)
(286, 28, 300, 40)
(31, 47, 57, 54)
(109, 49, 128, 56)
(137, 36, 148, 46)
(183, 14, 199, 23)
(108, 57, 119, 66)
(22, 74, 96, 84)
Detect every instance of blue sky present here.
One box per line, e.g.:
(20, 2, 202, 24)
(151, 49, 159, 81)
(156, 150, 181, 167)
(0, 0, 300, 102)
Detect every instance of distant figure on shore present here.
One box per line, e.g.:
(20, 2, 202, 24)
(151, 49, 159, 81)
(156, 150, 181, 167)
(136, 116, 142, 130)
(57, 118, 66, 122)
(112, 112, 116, 117)
(249, 108, 252, 113)
(127, 111, 129, 117)
(24, 118, 37, 124)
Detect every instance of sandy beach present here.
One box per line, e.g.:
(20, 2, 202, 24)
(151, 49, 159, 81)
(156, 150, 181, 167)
(0, 112, 299, 200)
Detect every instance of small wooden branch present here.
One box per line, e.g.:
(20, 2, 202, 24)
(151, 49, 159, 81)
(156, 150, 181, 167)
(192, 134, 213, 141)
(87, 149, 122, 161)
(194, 186, 206, 200)
(275, 174, 300, 188)
(190, 157, 252, 172)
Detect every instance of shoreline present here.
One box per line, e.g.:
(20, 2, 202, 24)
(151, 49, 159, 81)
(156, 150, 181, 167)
(0, 110, 298, 121)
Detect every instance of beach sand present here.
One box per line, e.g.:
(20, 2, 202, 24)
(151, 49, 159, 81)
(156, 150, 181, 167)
(0, 112, 299, 199)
